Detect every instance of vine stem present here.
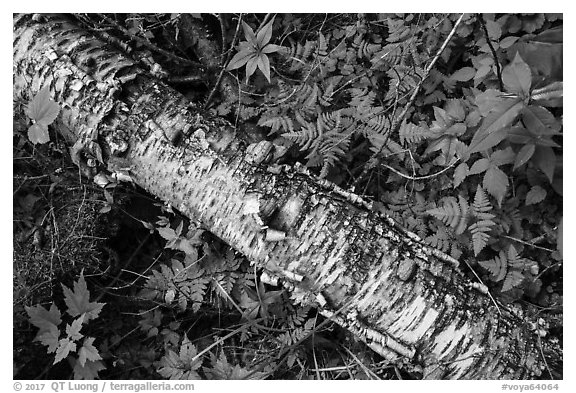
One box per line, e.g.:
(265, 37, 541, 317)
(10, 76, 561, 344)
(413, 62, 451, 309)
(477, 13, 504, 91)
(353, 13, 465, 188)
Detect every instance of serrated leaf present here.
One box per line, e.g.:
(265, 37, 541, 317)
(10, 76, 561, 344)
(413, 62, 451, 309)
(54, 338, 76, 364)
(525, 185, 546, 205)
(36, 324, 60, 353)
(513, 144, 536, 170)
(468, 97, 523, 155)
(26, 303, 62, 334)
(27, 123, 50, 144)
(156, 337, 202, 379)
(500, 36, 519, 49)
(468, 127, 508, 155)
(479, 249, 506, 280)
(475, 89, 503, 116)
(471, 226, 491, 256)
(66, 314, 85, 342)
(453, 162, 469, 188)
(472, 185, 494, 216)
(490, 147, 515, 166)
(25, 86, 60, 126)
(502, 270, 524, 292)
(157, 226, 177, 242)
(478, 258, 501, 279)
(469, 158, 490, 175)
(485, 20, 502, 40)
(522, 105, 561, 134)
(506, 245, 523, 268)
(450, 67, 476, 82)
(78, 337, 102, 367)
(62, 272, 105, 322)
(502, 52, 532, 96)
(73, 359, 106, 380)
(483, 166, 508, 206)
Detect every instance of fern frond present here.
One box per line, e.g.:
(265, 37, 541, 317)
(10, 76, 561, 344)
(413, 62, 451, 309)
(506, 245, 524, 269)
(278, 318, 315, 346)
(142, 258, 209, 313)
(399, 120, 430, 145)
(425, 226, 451, 253)
(472, 185, 494, 218)
(283, 121, 320, 151)
(426, 195, 469, 235)
(478, 246, 525, 291)
(478, 250, 507, 281)
(370, 43, 404, 69)
(469, 219, 494, 256)
(258, 115, 295, 135)
(352, 35, 382, 59)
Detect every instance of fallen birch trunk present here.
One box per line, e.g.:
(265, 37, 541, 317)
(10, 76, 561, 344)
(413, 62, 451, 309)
(13, 14, 561, 379)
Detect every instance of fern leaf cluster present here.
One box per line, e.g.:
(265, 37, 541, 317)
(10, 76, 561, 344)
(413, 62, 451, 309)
(478, 245, 525, 292)
(426, 186, 495, 256)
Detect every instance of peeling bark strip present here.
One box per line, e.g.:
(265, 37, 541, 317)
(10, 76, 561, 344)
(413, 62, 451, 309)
(13, 14, 560, 379)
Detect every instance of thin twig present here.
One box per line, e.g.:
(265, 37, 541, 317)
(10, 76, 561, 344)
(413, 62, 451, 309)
(354, 13, 465, 187)
(462, 258, 502, 316)
(383, 158, 459, 181)
(203, 13, 243, 110)
(477, 13, 503, 91)
(503, 235, 556, 253)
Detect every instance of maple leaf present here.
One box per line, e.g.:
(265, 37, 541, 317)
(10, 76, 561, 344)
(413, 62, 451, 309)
(62, 272, 105, 321)
(73, 359, 106, 380)
(66, 314, 85, 342)
(36, 324, 60, 353)
(78, 337, 102, 367)
(204, 351, 267, 380)
(26, 303, 62, 335)
(156, 337, 202, 379)
(54, 338, 77, 364)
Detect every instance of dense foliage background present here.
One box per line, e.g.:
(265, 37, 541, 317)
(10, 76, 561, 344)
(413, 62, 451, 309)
(14, 13, 562, 380)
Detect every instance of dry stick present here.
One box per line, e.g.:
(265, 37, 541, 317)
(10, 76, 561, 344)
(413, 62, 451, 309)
(382, 158, 459, 181)
(354, 13, 465, 188)
(97, 14, 203, 68)
(503, 235, 555, 253)
(477, 13, 503, 91)
(203, 13, 243, 110)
